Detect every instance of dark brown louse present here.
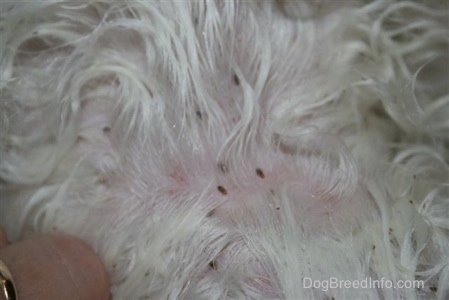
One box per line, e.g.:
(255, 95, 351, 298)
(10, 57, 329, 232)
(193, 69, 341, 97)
(217, 186, 227, 195)
(233, 74, 240, 85)
(209, 261, 217, 270)
(256, 168, 265, 179)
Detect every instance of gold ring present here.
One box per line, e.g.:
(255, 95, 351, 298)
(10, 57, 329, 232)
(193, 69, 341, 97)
(0, 260, 18, 300)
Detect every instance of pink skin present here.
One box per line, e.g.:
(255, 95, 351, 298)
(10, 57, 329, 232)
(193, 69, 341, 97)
(72, 85, 369, 297)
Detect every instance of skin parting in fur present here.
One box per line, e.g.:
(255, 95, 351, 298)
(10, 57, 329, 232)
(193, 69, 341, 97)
(1, 1, 448, 299)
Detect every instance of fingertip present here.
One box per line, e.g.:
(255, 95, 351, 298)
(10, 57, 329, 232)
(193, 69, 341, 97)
(0, 234, 110, 300)
(49, 235, 111, 300)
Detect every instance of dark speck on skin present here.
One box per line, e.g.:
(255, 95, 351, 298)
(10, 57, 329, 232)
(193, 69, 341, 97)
(217, 186, 227, 195)
(233, 74, 240, 85)
(218, 162, 228, 173)
(209, 261, 217, 270)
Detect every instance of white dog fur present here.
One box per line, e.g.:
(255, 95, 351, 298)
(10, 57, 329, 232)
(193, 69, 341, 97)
(1, 0, 448, 299)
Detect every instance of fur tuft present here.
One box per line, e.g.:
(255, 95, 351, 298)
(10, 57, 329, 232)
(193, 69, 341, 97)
(1, 1, 448, 299)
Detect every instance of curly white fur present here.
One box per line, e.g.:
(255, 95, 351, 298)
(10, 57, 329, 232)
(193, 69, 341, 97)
(1, 0, 448, 299)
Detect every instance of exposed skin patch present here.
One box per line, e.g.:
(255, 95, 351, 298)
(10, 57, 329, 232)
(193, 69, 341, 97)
(169, 168, 187, 185)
